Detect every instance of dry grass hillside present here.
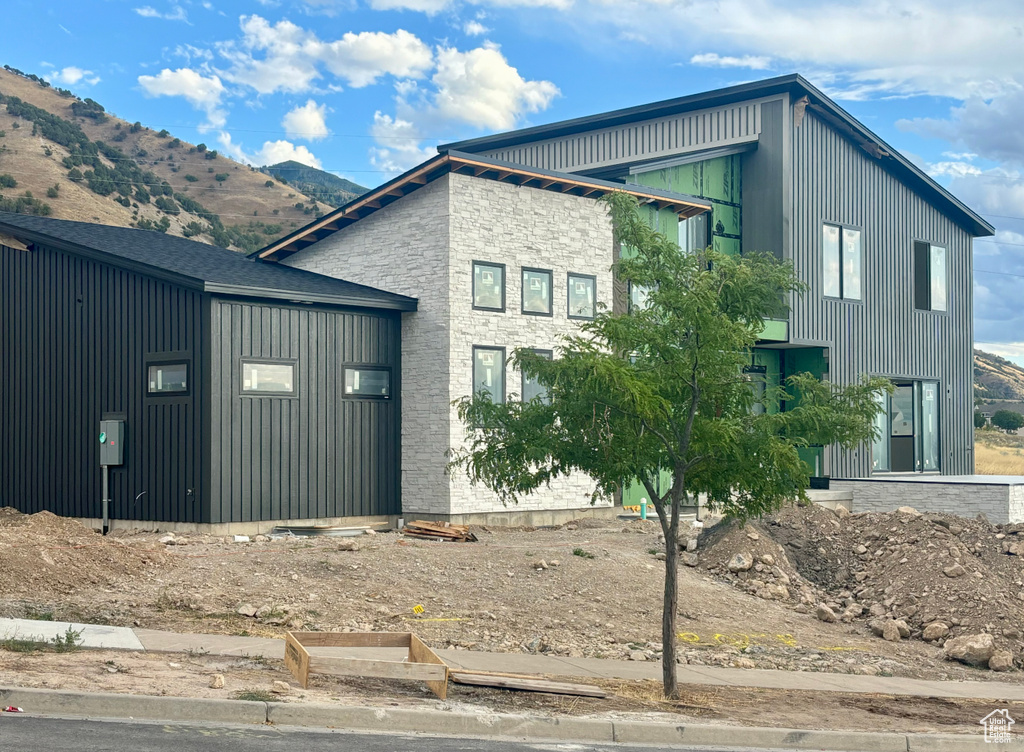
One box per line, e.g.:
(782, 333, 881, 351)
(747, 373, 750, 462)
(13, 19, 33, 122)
(0, 66, 346, 252)
(975, 348, 1024, 401)
(975, 430, 1024, 475)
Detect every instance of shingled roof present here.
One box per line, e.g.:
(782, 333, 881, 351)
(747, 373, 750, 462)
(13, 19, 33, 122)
(0, 212, 417, 311)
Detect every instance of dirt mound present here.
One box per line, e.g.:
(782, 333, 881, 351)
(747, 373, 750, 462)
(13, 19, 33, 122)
(698, 503, 1024, 667)
(0, 508, 169, 597)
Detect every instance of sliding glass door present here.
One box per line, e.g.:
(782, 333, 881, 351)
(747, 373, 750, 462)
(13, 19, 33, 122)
(872, 380, 940, 473)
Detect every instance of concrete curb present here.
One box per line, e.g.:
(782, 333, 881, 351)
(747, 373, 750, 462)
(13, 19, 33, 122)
(0, 685, 996, 751)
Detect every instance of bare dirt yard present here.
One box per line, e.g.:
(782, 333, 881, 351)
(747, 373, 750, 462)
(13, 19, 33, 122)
(1, 503, 1023, 735)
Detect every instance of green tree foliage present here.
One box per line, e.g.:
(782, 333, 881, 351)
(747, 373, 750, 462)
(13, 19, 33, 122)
(0, 193, 51, 215)
(974, 411, 987, 429)
(129, 121, 143, 134)
(448, 193, 890, 699)
(184, 174, 199, 182)
(0, 174, 17, 188)
(70, 98, 106, 122)
(46, 184, 59, 199)
(67, 168, 84, 182)
(154, 196, 179, 214)
(214, 173, 228, 182)
(991, 410, 1024, 432)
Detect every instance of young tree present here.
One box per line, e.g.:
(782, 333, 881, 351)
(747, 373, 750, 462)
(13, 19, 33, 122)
(991, 410, 1024, 433)
(974, 411, 988, 429)
(449, 192, 889, 699)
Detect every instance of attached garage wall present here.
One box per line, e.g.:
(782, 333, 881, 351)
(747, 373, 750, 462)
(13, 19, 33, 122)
(208, 298, 401, 523)
(0, 241, 206, 523)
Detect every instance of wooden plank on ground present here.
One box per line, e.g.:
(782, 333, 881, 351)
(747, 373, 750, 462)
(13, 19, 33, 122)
(309, 656, 448, 683)
(291, 632, 412, 648)
(449, 671, 607, 698)
(409, 633, 449, 700)
(284, 632, 312, 688)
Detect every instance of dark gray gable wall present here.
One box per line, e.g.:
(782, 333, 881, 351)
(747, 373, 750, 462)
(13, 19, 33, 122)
(0, 240, 208, 523)
(207, 298, 401, 523)
(789, 108, 974, 476)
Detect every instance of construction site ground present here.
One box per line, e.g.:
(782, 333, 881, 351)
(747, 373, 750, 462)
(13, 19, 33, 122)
(1, 504, 1022, 736)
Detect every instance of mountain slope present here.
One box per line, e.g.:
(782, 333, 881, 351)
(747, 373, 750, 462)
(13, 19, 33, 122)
(260, 160, 367, 207)
(975, 349, 1024, 402)
(0, 66, 337, 252)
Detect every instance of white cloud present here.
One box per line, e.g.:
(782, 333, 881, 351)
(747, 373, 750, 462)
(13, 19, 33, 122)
(134, 5, 189, 21)
(47, 66, 100, 86)
(138, 68, 227, 128)
(463, 20, 490, 36)
(369, 0, 451, 12)
(689, 52, 772, 70)
(173, 44, 213, 64)
(368, 112, 437, 173)
(943, 151, 978, 161)
(282, 99, 330, 141)
(217, 132, 323, 169)
(926, 161, 983, 180)
(217, 16, 433, 94)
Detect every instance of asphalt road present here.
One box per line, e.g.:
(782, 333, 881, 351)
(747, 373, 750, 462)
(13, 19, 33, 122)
(0, 715, 790, 751)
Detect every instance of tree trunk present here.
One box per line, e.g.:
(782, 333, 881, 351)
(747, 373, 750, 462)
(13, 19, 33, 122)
(661, 484, 684, 700)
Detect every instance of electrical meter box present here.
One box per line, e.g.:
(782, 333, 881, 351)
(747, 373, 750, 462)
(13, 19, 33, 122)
(99, 420, 124, 466)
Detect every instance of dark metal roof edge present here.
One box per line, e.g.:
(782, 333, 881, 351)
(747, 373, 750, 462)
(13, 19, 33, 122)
(794, 79, 995, 238)
(0, 219, 206, 292)
(203, 283, 418, 311)
(443, 149, 713, 209)
(439, 74, 804, 153)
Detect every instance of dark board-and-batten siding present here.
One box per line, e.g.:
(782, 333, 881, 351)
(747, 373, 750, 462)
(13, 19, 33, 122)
(790, 110, 974, 477)
(0, 241, 206, 522)
(208, 299, 401, 524)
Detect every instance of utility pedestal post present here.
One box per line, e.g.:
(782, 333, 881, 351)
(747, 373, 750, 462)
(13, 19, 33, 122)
(98, 420, 125, 536)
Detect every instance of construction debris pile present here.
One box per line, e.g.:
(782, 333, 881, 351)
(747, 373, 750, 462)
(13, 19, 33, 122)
(696, 503, 1024, 671)
(401, 520, 478, 542)
(0, 508, 167, 596)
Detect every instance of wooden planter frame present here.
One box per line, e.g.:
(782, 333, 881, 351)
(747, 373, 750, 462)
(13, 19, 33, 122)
(284, 631, 449, 699)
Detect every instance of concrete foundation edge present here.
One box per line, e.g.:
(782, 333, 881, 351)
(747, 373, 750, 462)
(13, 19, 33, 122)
(0, 686, 994, 751)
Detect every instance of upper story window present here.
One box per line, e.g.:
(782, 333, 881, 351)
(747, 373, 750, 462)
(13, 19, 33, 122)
(678, 212, 711, 254)
(522, 268, 553, 316)
(473, 261, 505, 311)
(473, 346, 505, 403)
(822, 224, 862, 301)
(567, 273, 596, 320)
(629, 282, 653, 313)
(522, 349, 553, 403)
(242, 361, 295, 395)
(914, 241, 947, 312)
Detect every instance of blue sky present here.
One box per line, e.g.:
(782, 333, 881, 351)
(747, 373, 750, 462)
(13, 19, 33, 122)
(5, 0, 1024, 362)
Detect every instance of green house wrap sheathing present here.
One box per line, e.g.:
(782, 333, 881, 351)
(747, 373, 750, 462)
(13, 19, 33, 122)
(628, 155, 742, 256)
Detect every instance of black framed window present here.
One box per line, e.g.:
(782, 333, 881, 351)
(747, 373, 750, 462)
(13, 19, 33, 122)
(473, 261, 505, 311)
(678, 212, 711, 253)
(344, 367, 391, 398)
(147, 362, 188, 394)
(242, 361, 295, 395)
(521, 268, 553, 316)
(914, 241, 947, 312)
(567, 273, 596, 320)
(522, 349, 553, 403)
(472, 346, 505, 403)
(823, 223, 862, 301)
(743, 364, 767, 415)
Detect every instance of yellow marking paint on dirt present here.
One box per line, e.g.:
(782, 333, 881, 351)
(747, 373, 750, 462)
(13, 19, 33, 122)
(676, 630, 867, 652)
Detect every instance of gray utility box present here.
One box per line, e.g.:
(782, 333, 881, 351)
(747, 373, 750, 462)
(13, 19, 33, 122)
(99, 420, 124, 466)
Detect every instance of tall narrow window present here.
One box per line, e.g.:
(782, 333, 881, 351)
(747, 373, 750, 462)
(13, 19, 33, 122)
(473, 346, 505, 403)
(914, 241, 947, 312)
(567, 273, 596, 320)
(678, 212, 711, 253)
(521, 268, 552, 316)
(629, 282, 653, 313)
(743, 365, 767, 415)
(522, 349, 553, 403)
(473, 261, 505, 311)
(823, 224, 861, 300)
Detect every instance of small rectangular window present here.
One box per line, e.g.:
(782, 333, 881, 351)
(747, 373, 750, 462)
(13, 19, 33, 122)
(567, 273, 596, 319)
(823, 223, 861, 300)
(629, 282, 652, 313)
(521, 268, 552, 316)
(344, 367, 390, 398)
(148, 363, 188, 394)
(473, 261, 505, 311)
(242, 361, 295, 394)
(678, 213, 710, 253)
(522, 349, 553, 403)
(473, 346, 505, 403)
(914, 241, 947, 312)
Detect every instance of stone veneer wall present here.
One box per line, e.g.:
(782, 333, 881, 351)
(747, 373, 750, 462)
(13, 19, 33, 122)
(446, 173, 615, 515)
(282, 178, 452, 515)
(282, 173, 616, 517)
(832, 479, 1024, 524)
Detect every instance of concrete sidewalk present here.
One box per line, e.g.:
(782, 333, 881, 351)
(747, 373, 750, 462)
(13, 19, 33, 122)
(129, 625, 1024, 702)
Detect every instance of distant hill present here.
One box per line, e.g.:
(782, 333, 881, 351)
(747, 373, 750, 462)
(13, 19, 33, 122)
(975, 348, 1024, 402)
(260, 161, 368, 207)
(0, 64, 341, 253)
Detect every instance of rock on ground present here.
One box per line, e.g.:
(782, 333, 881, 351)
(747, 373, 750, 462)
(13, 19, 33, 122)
(989, 650, 1014, 672)
(727, 552, 754, 572)
(944, 633, 996, 667)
